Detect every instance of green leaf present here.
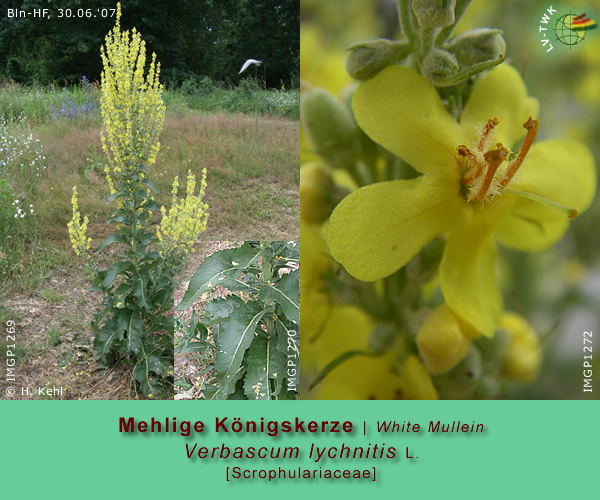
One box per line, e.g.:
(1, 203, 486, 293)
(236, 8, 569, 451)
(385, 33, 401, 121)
(144, 201, 160, 212)
(94, 233, 128, 254)
(107, 190, 128, 203)
(244, 336, 271, 400)
(145, 351, 171, 378)
(142, 178, 159, 193)
(133, 270, 151, 312)
(176, 243, 262, 310)
(219, 276, 261, 293)
(93, 318, 120, 363)
(259, 270, 299, 324)
(212, 301, 266, 399)
(102, 261, 132, 288)
(208, 367, 246, 401)
(107, 214, 129, 224)
(122, 309, 144, 355)
(202, 296, 243, 325)
(175, 312, 211, 354)
(175, 338, 211, 354)
(271, 241, 299, 262)
(133, 353, 165, 399)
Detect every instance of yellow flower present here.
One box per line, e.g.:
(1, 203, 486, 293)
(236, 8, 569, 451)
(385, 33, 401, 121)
(327, 64, 596, 336)
(399, 356, 439, 400)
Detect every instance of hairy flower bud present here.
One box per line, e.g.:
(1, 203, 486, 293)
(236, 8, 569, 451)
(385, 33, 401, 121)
(345, 39, 410, 80)
(416, 303, 476, 375)
(422, 48, 459, 83)
(300, 162, 335, 225)
(412, 0, 456, 31)
(444, 28, 506, 66)
(500, 313, 541, 382)
(301, 88, 358, 169)
(406, 238, 445, 284)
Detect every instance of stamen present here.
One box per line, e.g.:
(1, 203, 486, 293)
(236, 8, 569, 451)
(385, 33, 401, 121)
(503, 189, 578, 218)
(478, 117, 499, 152)
(471, 144, 509, 202)
(458, 145, 487, 185)
(498, 117, 539, 189)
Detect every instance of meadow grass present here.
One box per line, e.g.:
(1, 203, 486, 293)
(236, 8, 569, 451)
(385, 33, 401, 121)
(0, 81, 300, 125)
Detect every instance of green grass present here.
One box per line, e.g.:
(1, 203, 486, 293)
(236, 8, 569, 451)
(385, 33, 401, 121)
(46, 327, 63, 347)
(38, 289, 62, 304)
(0, 81, 299, 125)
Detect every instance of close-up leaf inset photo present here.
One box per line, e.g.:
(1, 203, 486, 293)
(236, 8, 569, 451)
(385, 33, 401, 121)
(175, 241, 299, 400)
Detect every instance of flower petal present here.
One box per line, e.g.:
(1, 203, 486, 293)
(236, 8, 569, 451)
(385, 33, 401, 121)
(496, 139, 596, 250)
(303, 305, 399, 400)
(400, 355, 439, 400)
(441, 229, 502, 337)
(352, 65, 462, 177)
(328, 177, 461, 281)
(461, 64, 539, 149)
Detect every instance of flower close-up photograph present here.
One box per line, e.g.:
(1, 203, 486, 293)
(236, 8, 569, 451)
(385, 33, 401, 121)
(300, 0, 600, 400)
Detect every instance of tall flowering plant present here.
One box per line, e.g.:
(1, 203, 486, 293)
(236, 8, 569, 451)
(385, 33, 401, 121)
(68, 4, 209, 398)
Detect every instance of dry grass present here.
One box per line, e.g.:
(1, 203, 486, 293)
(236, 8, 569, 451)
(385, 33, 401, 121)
(0, 270, 136, 399)
(32, 111, 299, 244)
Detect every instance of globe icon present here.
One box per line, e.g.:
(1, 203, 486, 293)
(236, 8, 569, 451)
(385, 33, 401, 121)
(554, 14, 586, 45)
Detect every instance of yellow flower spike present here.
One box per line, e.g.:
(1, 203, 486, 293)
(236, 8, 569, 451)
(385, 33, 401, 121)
(500, 312, 541, 382)
(328, 64, 597, 336)
(67, 186, 91, 257)
(100, 2, 165, 177)
(157, 169, 209, 256)
(416, 303, 476, 375)
(400, 355, 439, 400)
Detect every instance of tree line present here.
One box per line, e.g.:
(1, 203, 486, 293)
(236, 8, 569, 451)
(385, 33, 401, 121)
(0, 0, 299, 88)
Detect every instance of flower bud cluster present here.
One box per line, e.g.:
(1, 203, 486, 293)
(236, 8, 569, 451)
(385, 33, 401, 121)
(345, 0, 505, 87)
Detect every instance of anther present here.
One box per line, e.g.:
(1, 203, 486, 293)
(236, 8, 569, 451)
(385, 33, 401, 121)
(498, 117, 539, 189)
(478, 117, 499, 152)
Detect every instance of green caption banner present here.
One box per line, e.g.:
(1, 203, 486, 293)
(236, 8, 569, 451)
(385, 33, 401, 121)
(0, 401, 597, 497)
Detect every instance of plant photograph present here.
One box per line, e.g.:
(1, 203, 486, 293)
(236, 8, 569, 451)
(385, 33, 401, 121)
(174, 241, 299, 400)
(300, 0, 599, 399)
(0, 0, 299, 399)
